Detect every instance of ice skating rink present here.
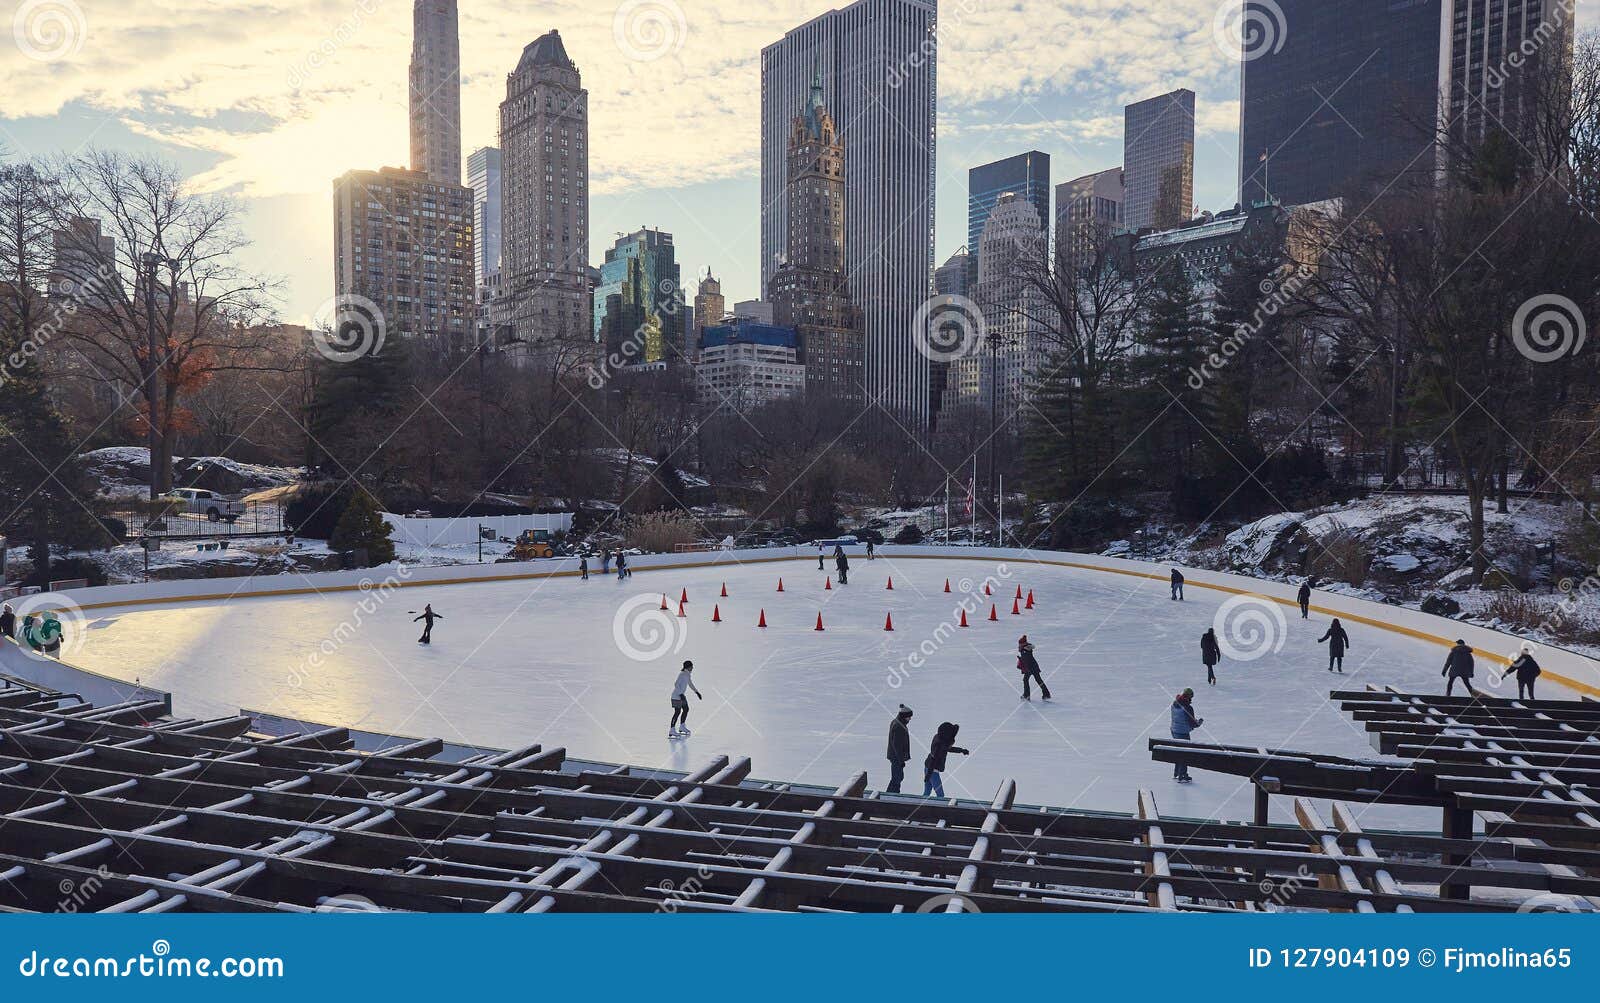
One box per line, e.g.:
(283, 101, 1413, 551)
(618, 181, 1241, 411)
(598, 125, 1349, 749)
(69, 554, 1531, 826)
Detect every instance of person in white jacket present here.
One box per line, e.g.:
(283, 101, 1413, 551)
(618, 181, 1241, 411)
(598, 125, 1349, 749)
(669, 660, 703, 738)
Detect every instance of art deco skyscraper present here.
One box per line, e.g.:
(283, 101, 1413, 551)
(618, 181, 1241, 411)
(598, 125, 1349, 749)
(761, 0, 937, 424)
(499, 30, 591, 356)
(409, 0, 462, 183)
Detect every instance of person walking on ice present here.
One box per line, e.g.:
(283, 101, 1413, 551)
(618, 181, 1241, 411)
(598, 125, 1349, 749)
(413, 604, 443, 644)
(1200, 627, 1221, 686)
(1442, 639, 1475, 696)
(865, 538, 876, 560)
(922, 722, 969, 798)
(1170, 569, 1184, 601)
(616, 551, 629, 581)
(668, 660, 702, 738)
(885, 704, 913, 793)
(1016, 635, 1051, 700)
(1169, 689, 1203, 782)
(1317, 618, 1350, 673)
(601, 550, 611, 576)
(1297, 579, 1313, 619)
(834, 545, 849, 585)
(579, 555, 590, 581)
(1509, 644, 1541, 700)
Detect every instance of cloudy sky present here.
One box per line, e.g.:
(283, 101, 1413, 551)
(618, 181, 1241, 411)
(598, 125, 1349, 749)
(3, 0, 1594, 324)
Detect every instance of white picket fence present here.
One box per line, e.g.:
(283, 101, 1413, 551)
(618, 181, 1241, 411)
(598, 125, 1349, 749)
(380, 512, 574, 549)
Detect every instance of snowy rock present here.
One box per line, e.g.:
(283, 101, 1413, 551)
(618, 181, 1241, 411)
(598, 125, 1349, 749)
(1102, 540, 1131, 557)
(1373, 553, 1422, 574)
(1420, 594, 1463, 618)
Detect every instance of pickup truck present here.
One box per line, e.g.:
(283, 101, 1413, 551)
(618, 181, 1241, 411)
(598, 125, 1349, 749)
(161, 487, 246, 523)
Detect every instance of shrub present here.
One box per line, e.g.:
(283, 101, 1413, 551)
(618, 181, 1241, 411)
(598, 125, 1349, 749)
(330, 491, 396, 567)
(285, 483, 353, 540)
(624, 511, 699, 554)
(1309, 519, 1372, 586)
(893, 523, 924, 545)
(26, 556, 107, 589)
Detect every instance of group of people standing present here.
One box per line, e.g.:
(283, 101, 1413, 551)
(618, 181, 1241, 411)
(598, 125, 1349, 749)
(579, 550, 630, 581)
(885, 704, 970, 797)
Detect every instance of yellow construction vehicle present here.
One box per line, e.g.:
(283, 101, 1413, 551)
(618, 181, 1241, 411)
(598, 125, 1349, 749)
(508, 528, 558, 560)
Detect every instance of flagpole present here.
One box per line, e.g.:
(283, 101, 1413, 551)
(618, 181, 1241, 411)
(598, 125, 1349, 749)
(970, 455, 977, 543)
(998, 474, 1003, 548)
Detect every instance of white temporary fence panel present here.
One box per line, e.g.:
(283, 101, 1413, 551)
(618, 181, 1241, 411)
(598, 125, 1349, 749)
(380, 512, 574, 549)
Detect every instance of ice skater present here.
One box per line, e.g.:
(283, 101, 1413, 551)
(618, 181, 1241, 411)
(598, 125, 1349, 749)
(834, 545, 849, 585)
(1169, 689, 1203, 782)
(1016, 635, 1051, 700)
(1170, 569, 1184, 601)
(1317, 618, 1350, 673)
(817, 547, 825, 571)
(865, 539, 876, 560)
(885, 704, 913, 794)
(1442, 639, 1476, 696)
(668, 659, 702, 738)
(601, 550, 612, 576)
(413, 604, 443, 644)
(1509, 644, 1541, 700)
(616, 551, 629, 580)
(580, 555, 590, 581)
(0, 602, 13, 639)
(1200, 627, 1221, 686)
(1297, 579, 1313, 619)
(922, 722, 969, 798)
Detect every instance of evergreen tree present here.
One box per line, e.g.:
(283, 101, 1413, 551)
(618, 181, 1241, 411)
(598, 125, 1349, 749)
(1130, 258, 1209, 484)
(329, 490, 396, 566)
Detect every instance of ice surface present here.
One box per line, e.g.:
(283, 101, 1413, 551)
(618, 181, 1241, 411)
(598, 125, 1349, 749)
(68, 555, 1546, 827)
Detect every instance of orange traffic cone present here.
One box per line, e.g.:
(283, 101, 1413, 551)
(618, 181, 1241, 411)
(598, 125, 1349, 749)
(825, 577, 832, 590)
(720, 582, 728, 598)
(886, 577, 894, 590)
(677, 600, 687, 618)
(984, 583, 992, 596)
(814, 612, 825, 631)
(1015, 585, 1023, 600)
(679, 588, 689, 604)
(958, 609, 969, 627)
(884, 612, 895, 631)
(944, 578, 952, 593)
(988, 604, 999, 621)
(712, 604, 722, 623)
(659, 593, 669, 610)
(758, 609, 767, 628)
(1011, 597, 1021, 615)
(1025, 590, 1035, 609)
(777, 578, 785, 592)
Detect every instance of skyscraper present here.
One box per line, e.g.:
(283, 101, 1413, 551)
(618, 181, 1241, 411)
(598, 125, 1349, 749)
(1238, 0, 1443, 207)
(1441, 0, 1575, 154)
(466, 147, 502, 290)
(1124, 89, 1195, 232)
(332, 166, 474, 348)
(967, 151, 1049, 286)
(769, 72, 863, 406)
(692, 271, 725, 359)
(1055, 168, 1123, 271)
(593, 228, 683, 366)
(500, 30, 590, 358)
(761, 0, 937, 423)
(409, 0, 461, 184)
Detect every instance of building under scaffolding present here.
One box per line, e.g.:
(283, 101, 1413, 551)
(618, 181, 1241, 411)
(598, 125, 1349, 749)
(0, 675, 1595, 913)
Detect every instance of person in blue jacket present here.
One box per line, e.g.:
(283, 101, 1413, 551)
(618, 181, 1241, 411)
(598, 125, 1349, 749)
(1169, 689, 1203, 783)
(1170, 569, 1185, 600)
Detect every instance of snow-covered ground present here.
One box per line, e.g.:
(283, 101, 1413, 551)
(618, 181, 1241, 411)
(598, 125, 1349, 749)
(63, 554, 1548, 828)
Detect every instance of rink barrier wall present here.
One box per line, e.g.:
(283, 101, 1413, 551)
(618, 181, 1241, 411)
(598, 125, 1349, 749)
(0, 639, 172, 715)
(49, 545, 1600, 700)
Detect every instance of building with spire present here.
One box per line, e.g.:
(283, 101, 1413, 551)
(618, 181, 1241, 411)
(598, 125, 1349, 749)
(769, 71, 863, 406)
(692, 271, 724, 360)
(499, 30, 591, 361)
(409, 0, 461, 183)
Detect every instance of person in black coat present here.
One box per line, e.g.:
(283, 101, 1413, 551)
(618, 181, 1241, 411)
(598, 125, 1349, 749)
(601, 550, 612, 575)
(0, 603, 13, 640)
(1200, 627, 1221, 686)
(1508, 645, 1541, 701)
(922, 722, 969, 798)
(616, 551, 629, 580)
(1317, 618, 1350, 672)
(834, 545, 849, 585)
(1170, 569, 1184, 601)
(1297, 580, 1312, 619)
(885, 704, 913, 794)
(1442, 640, 1475, 696)
(1016, 635, 1051, 700)
(579, 555, 589, 581)
(414, 604, 443, 644)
